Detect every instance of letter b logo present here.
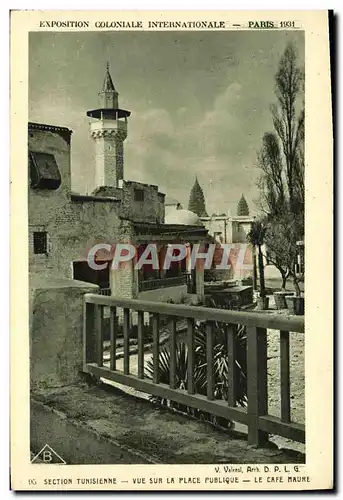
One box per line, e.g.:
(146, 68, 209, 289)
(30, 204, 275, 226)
(42, 450, 53, 462)
(31, 444, 66, 464)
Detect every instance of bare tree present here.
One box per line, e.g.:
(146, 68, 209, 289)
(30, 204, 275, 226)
(264, 211, 302, 296)
(255, 42, 305, 293)
(263, 216, 291, 291)
(256, 132, 286, 217)
(271, 42, 305, 217)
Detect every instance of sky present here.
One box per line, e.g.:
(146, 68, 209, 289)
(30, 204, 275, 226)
(29, 30, 304, 216)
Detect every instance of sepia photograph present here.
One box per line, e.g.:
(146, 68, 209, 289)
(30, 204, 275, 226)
(10, 10, 333, 491)
(28, 28, 305, 466)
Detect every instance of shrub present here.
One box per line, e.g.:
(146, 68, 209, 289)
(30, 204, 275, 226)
(144, 298, 247, 429)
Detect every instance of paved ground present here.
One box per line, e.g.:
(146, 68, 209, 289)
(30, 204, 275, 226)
(32, 384, 305, 464)
(264, 295, 305, 453)
(264, 278, 304, 294)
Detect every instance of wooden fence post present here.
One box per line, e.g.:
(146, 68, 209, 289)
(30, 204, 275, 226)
(83, 300, 96, 369)
(247, 326, 269, 446)
(280, 330, 291, 422)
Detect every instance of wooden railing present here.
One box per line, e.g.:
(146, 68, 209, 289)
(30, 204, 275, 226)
(99, 288, 111, 296)
(139, 275, 187, 292)
(83, 294, 305, 447)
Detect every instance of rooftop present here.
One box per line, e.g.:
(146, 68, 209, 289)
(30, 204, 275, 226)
(101, 62, 116, 92)
(165, 209, 203, 227)
(28, 122, 73, 144)
(71, 193, 120, 203)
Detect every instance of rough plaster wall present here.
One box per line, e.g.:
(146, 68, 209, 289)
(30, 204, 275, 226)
(30, 276, 98, 389)
(157, 192, 165, 223)
(94, 138, 105, 187)
(139, 285, 188, 303)
(203, 218, 233, 244)
(94, 136, 124, 187)
(28, 128, 122, 279)
(120, 181, 164, 223)
(28, 128, 169, 292)
(196, 268, 205, 300)
(232, 221, 251, 243)
(109, 218, 136, 300)
(28, 129, 71, 197)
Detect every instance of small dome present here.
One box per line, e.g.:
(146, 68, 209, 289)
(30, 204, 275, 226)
(165, 209, 203, 226)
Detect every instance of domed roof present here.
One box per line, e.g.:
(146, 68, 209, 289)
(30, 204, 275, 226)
(165, 209, 203, 226)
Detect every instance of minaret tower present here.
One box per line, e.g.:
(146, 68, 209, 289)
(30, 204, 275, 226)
(87, 63, 131, 188)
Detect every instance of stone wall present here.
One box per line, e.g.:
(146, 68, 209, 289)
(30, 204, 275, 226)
(232, 220, 250, 243)
(30, 274, 98, 390)
(28, 124, 178, 295)
(201, 217, 232, 243)
(204, 268, 232, 282)
(109, 218, 136, 300)
(28, 126, 123, 279)
(120, 180, 165, 223)
(139, 284, 188, 303)
(201, 216, 254, 245)
(28, 125, 72, 196)
(157, 192, 165, 223)
(93, 133, 125, 188)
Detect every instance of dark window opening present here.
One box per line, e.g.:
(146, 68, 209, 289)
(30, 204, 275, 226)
(33, 232, 48, 254)
(134, 188, 144, 202)
(73, 261, 110, 289)
(29, 151, 61, 190)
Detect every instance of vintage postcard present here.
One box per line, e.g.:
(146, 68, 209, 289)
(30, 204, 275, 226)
(10, 10, 333, 491)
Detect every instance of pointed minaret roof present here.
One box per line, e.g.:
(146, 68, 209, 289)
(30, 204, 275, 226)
(101, 62, 115, 92)
(87, 62, 131, 119)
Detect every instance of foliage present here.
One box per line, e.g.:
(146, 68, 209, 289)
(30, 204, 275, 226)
(256, 132, 285, 218)
(194, 305, 248, 407)
(247, 220, 267, 298)
(255, 41, 305, 294)
(263, 217, 290, 291)
(271, 42, 304, 217)
(264, 211, 303, 296)
(188, 177, 208, 217)
(247, 220, 266, 248)
(257, 42, 304, 220)
(144, 299, 248, 429)
(237, 194, 249, 216)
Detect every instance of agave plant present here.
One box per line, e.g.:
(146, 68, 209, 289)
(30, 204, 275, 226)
(145, 342, 206, 412)
(191, 319, 247, 407)
(145, 301, 248, 429)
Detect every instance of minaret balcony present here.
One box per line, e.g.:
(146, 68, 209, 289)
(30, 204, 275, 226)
(90, 119, 127, 139)
(87, 108, 130, 120)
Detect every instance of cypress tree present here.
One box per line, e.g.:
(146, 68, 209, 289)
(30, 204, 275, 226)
(188, 177, 208, 217)
(237, 194, 249, 216)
